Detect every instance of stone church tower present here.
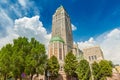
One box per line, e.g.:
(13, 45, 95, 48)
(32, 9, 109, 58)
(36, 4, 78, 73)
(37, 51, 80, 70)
(48, 5, 73, 80)
(51, 5, 73, 55)
(48, 5, 104, 80)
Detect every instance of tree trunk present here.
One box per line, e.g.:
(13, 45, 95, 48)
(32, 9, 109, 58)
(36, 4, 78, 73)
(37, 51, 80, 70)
(19, 76, 22, 80)
(14, 76, 17, 80)
(4, 74, 7, 80)
(70, 76, 72, 80)
(30, 74, 33, 80)
(15, 77, 17, 80)
(36, 73, 39, 77)
(19, 75, 22, 80)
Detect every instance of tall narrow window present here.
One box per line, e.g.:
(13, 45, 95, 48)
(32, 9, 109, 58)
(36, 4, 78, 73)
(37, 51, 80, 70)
(89, 56, 91, 61)
(94, 55, 97, 60)
(59, 48, 62, 60)
(54, 48, 57, 57)
(92, 56, 94, 60)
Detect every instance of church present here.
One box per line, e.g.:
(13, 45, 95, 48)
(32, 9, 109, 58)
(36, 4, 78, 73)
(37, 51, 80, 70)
(48, 5, 104, 80)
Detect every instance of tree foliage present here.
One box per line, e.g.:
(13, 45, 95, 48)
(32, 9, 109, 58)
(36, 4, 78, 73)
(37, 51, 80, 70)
(64, 51, 78, 79)
(92, 60, 112, 80)
(91, 62, 100, 80)
(12, 37, 29, 79)
(46, 55, 60, 80)
(24, 38, 47, 79)
(0, 36, 113, 80)
(0, 44, 13, 80)
(0, 37, 47, 80)
(76, 59, 91, 80)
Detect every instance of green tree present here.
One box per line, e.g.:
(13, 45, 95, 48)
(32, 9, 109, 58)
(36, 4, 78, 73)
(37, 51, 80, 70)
(91, 61, 100, 80)
(0, 37, 47, 80)
(47, 55, 60, 80)
(12, 37, 29, 80)
(109, 61, 113, 67)
(24, 38, 47, 79)
(0, 44, 13, 80)
(76, 59, 91, 80)
(99, 60, 112, 80)
(64, 51, 78, 80)
(92, 60, 112, 80)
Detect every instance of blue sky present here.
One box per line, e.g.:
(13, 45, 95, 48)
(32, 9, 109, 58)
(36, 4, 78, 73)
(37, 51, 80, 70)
(0, 0, 120, 64)
(1, 0, 120, 41)
(34, 0, 120, 41)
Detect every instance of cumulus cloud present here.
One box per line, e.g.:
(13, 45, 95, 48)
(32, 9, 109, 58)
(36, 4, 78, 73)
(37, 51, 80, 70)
(0, 0, 44, 48)
(14, 16, 51, 46)
(0, 16, 51, 49)
(71, 24, 77, 31)
(77, 37, 96, 50)
(0, 0, 40, 38)
(97, 28, 120, 64)
(77, 28, 120, 64)
(0, 28, 19, 48)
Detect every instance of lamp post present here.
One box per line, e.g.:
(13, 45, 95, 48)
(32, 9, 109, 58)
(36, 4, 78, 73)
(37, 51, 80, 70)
(47, 71, 50, 80)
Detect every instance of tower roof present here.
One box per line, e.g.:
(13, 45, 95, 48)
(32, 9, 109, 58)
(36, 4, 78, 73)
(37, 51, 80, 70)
(57, 5, 64, 10)
(50, 36, 64, 43)
(56, 5, 65, 13)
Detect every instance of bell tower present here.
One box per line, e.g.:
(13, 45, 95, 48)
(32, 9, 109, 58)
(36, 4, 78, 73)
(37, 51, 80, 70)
(48, 5, 73, 80)
(51, 5, 73, 56)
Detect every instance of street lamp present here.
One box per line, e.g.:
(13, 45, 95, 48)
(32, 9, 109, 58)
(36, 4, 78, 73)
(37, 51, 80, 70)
(47, 71, 50, 80)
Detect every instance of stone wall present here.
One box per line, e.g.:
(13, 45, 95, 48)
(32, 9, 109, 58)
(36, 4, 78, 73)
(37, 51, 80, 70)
(82, 46, 104, 64)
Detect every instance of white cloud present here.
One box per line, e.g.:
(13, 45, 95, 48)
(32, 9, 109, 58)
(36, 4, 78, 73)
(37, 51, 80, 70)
(0, 0, 39, 35)
(77, 37, 96, 50)
(0, 9, 13, 37)
(0, 15, 51, 49)
(0, 0, 43, 47)
(77, 28, 120, 65)
(0, 0, 39, 18)
(10, 4, 22, 17)
(71, 24, 77, 31)
(0, 9, 13, 28)
(14, 15, 51, 46)
(97, 28, 120, 65)
(18, 0, 26, 7)
(0, 0, 8, 4)
(0, 28, 19, 48)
